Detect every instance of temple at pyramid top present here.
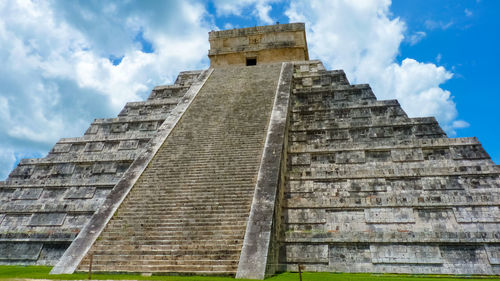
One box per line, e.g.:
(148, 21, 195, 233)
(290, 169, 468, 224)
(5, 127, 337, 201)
(208, 22, 309, 67)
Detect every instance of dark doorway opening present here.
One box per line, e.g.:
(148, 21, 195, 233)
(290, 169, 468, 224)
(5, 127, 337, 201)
(246, 58, 257, 66)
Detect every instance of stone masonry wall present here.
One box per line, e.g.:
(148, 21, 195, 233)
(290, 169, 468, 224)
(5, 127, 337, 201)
(0, 70, 204, 265)
(280, 60, 500, 275)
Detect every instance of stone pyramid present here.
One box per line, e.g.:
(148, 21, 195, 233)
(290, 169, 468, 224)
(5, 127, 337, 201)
(1, 23, 499, 279)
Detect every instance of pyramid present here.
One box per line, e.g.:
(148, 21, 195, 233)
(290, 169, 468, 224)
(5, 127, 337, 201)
(1, 23, 499, 279)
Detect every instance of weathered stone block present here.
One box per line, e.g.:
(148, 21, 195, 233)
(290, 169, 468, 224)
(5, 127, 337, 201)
(92, 162, 117, 174)
(286, 209, 325, 224)
(365, 150, 392, 162)
(29, 213, 66, 226)
(370, 245, 442, 264)
(84, 142, 104, 152)
(335, 151, 365, 164)
(118, 140, 139, 150)
(64, 186, 96, 199)
(454, 207, 500, 223)
(326, 210, 367, 232)
(285, 244, 328, 263)
(12, 188, 43, 200)
(0, 242, 43, 260)
(486, 245, 500, 265)
(52, 143, 72, 153)
(365, 208, 415, 224)
(391, 148, 424, 162)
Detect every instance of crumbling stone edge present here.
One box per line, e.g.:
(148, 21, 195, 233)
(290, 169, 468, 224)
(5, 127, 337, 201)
(50, 68, 214, 274)
(236, 62, 293, 280)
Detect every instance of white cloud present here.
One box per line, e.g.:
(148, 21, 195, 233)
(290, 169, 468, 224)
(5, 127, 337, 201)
(212, 0, 277, 24)
(0, 0, 211, 179)
(425, 19, 454, 30)
(286, 0, 461, 135)
(408, 31, 426, 46)
(436, 53, 442, 63)
(452, 120, 470, 129)
(464, 9, 473, 17)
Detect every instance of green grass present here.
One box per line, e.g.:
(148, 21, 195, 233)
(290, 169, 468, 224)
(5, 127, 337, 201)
(0, 266, 499, 281)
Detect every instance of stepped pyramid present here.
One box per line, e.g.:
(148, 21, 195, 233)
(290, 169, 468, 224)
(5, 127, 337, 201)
(1, 23, 499, 279)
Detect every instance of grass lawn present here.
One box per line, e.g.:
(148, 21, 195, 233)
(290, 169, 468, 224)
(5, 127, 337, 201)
(0, 266, 499, 281)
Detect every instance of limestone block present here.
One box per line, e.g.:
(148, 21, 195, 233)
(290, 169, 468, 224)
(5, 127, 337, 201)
(387, 178, 422, 192)
(370, 245, 443, 264)
(365, 208, 415, 224)
(0, 242, 43, 260)
(365, 150, 392, 162)
(392, 148, 424, 162)
(327, 130, 349, 140)
(12, 188, 43, 200)
(415, 209, 459, 232)
(29, 213, 66, 226)
(0, 215, 31, 231)
(393, 125, 412, 138)
(328, 244, 372, 270)
(422, 177, 461, 191)
(85, 125, 99, 135)
(302, 77, 313, 87)
(92, 162, 117, 174)
(440, 245, 489, 269)
(139, 121, 158, 131)
(451, 145, 489, 160)
(299, 65, 309, 72)
(326, 211, 369, 233)
(291, 154, 311, 165)
(460, 175, 500, 190)
(51, 143, 72, 153)
(64, 186, 96, 199)
(38, 244, 68, 265)
(422, 147, 451, 160)
(286, 209, 325, 224)
(347, 179, 387, 193)
(118, 140, 139, 150)
(370, 127, 394, 138)
(110, 123, 128, 133)
(350, 128, 370, 141)
(84, 142, 104, 152)
(63, 214, 92, 228)
(485, 245, 500, 265)
(310, 154, 336, 165)
(335, 151, 365, 164)
(285, 244, 328, 263)
(10, 165, 35, 177)
(454, 207, 500, 223)
(50, 164, 75, 176)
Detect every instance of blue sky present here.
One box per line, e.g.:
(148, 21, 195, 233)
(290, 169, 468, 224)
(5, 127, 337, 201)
(0, 0, 498, 179)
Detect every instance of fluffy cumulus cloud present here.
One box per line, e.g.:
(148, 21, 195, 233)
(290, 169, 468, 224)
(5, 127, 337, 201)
(0, 0, 211, 179)
(285, 0, 465, 135)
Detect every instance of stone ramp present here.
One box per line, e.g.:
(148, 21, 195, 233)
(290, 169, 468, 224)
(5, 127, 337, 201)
(76, 63, 283, 275)
(281, 61, 500, 275)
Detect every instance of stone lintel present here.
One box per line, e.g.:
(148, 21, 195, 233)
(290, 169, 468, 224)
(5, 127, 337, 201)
(49, 69, 213, 275)
(235, 62, 293, 279)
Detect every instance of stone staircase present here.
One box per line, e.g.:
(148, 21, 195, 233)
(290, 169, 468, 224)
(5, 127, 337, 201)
(77, 63, 283, 275)
(281, 61, 500, 275)
(0, 70, 204, 265)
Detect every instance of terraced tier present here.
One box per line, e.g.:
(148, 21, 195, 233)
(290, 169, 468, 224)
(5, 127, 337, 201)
(78, 63, 283, 275)
(280, 61, 500, 275)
